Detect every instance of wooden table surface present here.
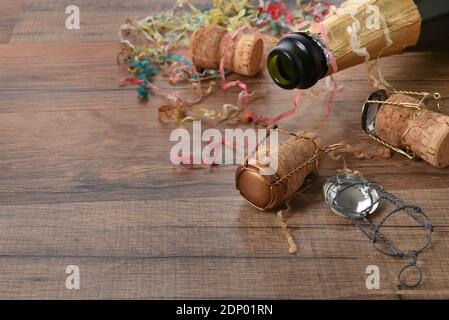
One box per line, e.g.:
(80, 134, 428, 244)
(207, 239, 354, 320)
(1, 0, 449, 299)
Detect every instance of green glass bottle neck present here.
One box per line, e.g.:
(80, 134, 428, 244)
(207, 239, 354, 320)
(267, 32, 329, 90)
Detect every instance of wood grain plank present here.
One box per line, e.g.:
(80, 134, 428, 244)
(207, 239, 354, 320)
(9, 0, 211, 43)
(0, 0, 23, 43)
(0, 194, 446, 259)
(1, 188, 448, 229)
(1, 43, 449, 94)
(1, 255, 449, 299)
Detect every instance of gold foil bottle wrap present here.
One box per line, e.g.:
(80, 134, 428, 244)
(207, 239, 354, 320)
(374, 94, 449, 168)
(319, 0, 421, 73)
(235, 131, 322, 211)
(190, 25, 264, 76)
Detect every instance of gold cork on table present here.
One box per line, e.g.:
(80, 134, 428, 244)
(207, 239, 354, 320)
(235, 130, 323, 211)
(362, 90, 449, 168)
(190, 25, 264, 76)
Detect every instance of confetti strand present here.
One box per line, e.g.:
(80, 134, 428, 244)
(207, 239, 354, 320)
(118, 0, 335, 128)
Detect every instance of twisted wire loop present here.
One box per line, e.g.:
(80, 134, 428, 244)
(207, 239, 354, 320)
(331, 181, 433, 288)
(365, 89, 444, 160)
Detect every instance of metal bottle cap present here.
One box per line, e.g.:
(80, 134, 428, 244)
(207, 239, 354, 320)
(361, 89, 389, 135)
(323, 173, 380, 219)
(235, 164, 287, 211)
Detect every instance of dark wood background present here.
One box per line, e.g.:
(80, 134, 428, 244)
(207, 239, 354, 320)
(1, 0, 448, 299)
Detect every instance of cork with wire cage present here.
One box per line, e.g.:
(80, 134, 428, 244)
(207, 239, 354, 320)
(374, 93, 449, 168)
(235, 130, 324, 211)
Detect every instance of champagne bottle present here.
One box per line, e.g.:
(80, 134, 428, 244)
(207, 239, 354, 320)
(267, 0, 449, 90)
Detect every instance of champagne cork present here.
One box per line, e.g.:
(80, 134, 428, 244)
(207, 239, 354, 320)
(236, 131, 322, 211)
(374, 94, 449, 168)
(190, 25, 264, 76)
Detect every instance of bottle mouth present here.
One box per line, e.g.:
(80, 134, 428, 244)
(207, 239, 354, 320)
(267, 32, 328, 90)
(267, 50, 299, 90)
